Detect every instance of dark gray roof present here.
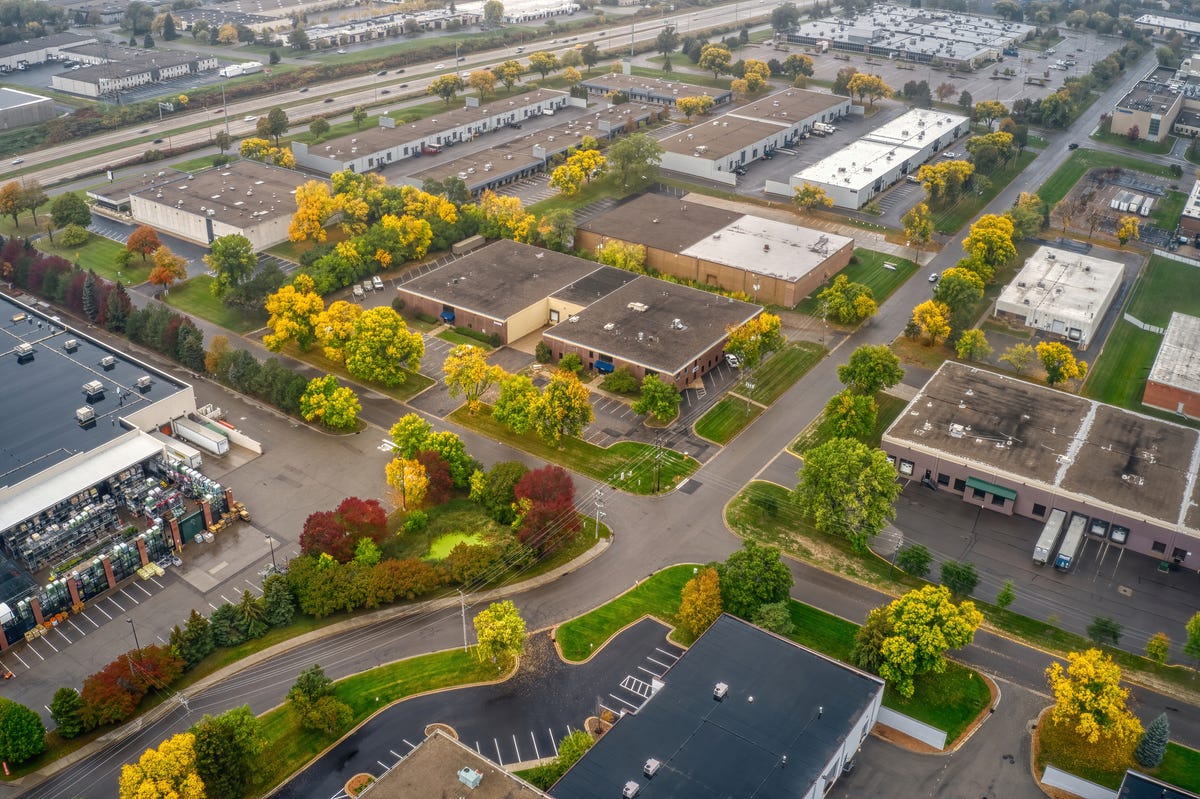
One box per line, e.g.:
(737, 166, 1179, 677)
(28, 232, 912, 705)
(397, 240, 601, 321)
(0, 295, 188, 490)
(552, 615, 883, 799)
(0, 32, 93, 59)
(578, 194, 741, 254)
(1119, 771, 1200, 799)
(551, 265, 637, 306)
(544, 276, 759, 377)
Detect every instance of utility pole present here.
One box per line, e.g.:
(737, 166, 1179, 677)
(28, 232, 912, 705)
(457, 589, 468, 652)
(593, 489, 605, 539)
(221, 82, 230, 136)
(126, 618, 141, 678)
(653, 436, 664, 493)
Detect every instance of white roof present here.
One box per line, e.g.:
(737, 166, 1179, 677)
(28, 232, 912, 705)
(995, 246, 1124, 328)
(1136, 13, 1200, 34)
(680, 217, 852, 283)
(863, 108, 969, 148)
(795, 139, 921, 192)
(1149, 312, 1200, 394)
(1182, 179, 1200, 222)
(0, 432, 163, 531)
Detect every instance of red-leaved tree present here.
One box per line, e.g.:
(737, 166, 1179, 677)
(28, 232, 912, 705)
(126, 225, 161, 262)
(514, 465, 579, 553)
(299, 497, 389, 562)
(416, 450, 454, 506)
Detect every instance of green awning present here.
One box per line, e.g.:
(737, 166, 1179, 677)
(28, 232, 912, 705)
(965, 477, 1017, 501)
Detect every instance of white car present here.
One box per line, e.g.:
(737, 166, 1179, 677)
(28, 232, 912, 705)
(10, 158, 23, 165)
(724, 353, 741, 368)
(372, 275, 384, 290)
(929, 272, 940, 283)
(435, 63, 446, 69)
(244, 115, 258, 122)
(336, 48, 347, 54)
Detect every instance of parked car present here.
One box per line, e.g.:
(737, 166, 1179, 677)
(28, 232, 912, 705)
(299, 87, 309, 92)
(336, 48, 347, 54)
(372, 275, 384, 290)
(362, 280, 374, 293)
(724, 353, 741, 368)
(352, 285, 365, 300)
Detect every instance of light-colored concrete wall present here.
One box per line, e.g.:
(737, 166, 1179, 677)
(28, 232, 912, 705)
(506, 302, 547, 343)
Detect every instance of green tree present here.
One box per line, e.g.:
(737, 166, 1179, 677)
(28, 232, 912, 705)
(204, 233, 257, 298)
(794, 438, 900, 552)
(1186, 611, 1200, 663)
(289, 664, 334, 705)
(934, 266, 985, 330)
(817, 275, 877, 325)
(1087, 616, 1123, 646)
(300, 374, 360, 430)
(309, 117, 331, 140)
(473, 600, 526, 667)
(532, 370, 593, 444)
(940, 560, 979, 596)
(169, 608, 214, 669)
(483, 0, 504, 26)
(50, 687, 85, 739)
(656, 25, 679, 71)
(429, 74, 465, 104)
(714, 540, 793, 619)
(781, 53, 813, 79)
(235, 589, 268, 639)
(580, 42, 600, 73)
(955, 329, 992, 361)
(493, 373, 539, 434)
(265, 107, 289, 146)
(607, 132, 664, 192)
(262, 573, 295, 627)
(351, 106, 368, 129)
(469, 461, 528, 524)
(632, 374, 681, 423)
(896, 543, 932, 579)
(678, 566, 723, 639)
(214, 130, 232, 154)
(536, 207, 577, 251)
(344, 306, 424, 387)
(902, 202, 934, 257)
(772, 3, 800, 31)
(1007, 192, 1046, 240)
(851, 605, 892, 674)
(752, 601, 794, 635)
(996, 580, 1016, 609)
(192, 706, 262, 799)
(50, 192, 92, 228)
(19, 179, 47, 227)
(1135, 713, 1170, 768)
(853, 585, 983, 698)
(1000, 342, 1035, 373)
(820, 389, 876, 441)
(388, 413, 434, 458)
(837, 344, 903, 394)
(493, 59, 524, 91)
(1046, 649, 1143, 746)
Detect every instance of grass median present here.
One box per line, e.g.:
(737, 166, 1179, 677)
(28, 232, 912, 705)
(164, 276, 266, 334)
(1037, 720, 1200, 791)
(449, 405, 699, 494)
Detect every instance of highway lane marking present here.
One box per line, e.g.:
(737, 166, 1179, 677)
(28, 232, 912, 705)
(107, 596, 125, 612)
(133, 582, 152, 598)
(81, 612, 100, 628)
(530, 731, 540, 759)
(120, 588, 139, 605)
(68, 618, 86, 636)
(549, 729, 558, 756)
(494, 738, 503, 765)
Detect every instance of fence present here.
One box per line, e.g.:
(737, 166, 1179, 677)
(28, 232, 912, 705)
(877, 707, 948, 750)
(1122, 313, 1165, 334)
(1154, 249, 1200, 268)
(1040, 766, 1117, 799)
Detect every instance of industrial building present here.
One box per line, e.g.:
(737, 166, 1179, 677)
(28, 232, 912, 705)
(0, 88, 55, 131)
(1109, 77, 1184, 143)
(1180, 179, 1200, 236)
(88, 168, 187, 214)
(1144, 312, 1200, 419)
(292, 90, 573, 174)
(553, 614, 883, 799)
(577, 72, 733, 108)
(0, 295, 238, 650)
(128, 159, 320, 251)
(657, 88, 850, 186)
(1119, 770, 1200, 799)
(362, 730, 550, 799)
(1134, 13, 1200, 40)
(51, 51, 218, 98)
(778, 3, 1033, 68)
(768, 108, 969, 208)
(992, 245, 1124, 350)
(881, 361, 1200, 569)
(576, 194, 854, 307)
(542, 275, 760, 387)
(0, 32, 96, 72)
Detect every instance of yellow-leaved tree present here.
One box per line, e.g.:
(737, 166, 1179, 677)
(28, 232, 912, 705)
(443, 344, 506, 413)
(289, 180, 338, 243)
(118, 732, 205, 799)
(910, 300, 951, 345)
(725, 313, 784, 371)
(385, 456, 428, 511)
(677, 566, 722, 639)
(478, 190, 535, 242)
(264, 274, 325, 352)
(314, 300, 362, 362)
(1046, 649, 1143, 748)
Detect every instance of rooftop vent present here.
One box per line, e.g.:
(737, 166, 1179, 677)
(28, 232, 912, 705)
(101, 355, 116, 370)
(627, 302, 648, 312)
(457, 767, 483, 789)
(714, 682, 729, 701)
(15, 342, 34, 362)
(644, 759, 661, 778)
(136, 375, 153, 391)
(83, 380, 105, 400)
(10, 313, 26, 323)
(76, 406, 95, 426)
(623, 782, 641, 798)
(64, 339, 78, 352)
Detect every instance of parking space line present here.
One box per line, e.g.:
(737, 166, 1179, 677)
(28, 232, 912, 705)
(609, 692, 638, 710)
(512, 734, 520, 762)
(530, 731, 540, 760)
(389, 750, 401, 759)
(95, 604, 113, 620)
(494, 738, 503, 765)
(120, 588, 139, 605)
(41, 636, 59, 653)
(107, 596, 125, 613)
(549, 729, 559, 756)
(81, 613, 100, 628)
(150, 577, 165, 589)
(377, 760, 387, 770)
(219, 594, 233, 604)
(133, 582, 152, 598)
(403, 738, 417, 750)
(208, 602, 219, 611)
(245, 580, 263, 594)
(646, 655, 673, 670)
(638, 664, 664, 679)
(11, 651, 29, 669)
(55, 627, 72, 645)
(156, 635, 167, 644)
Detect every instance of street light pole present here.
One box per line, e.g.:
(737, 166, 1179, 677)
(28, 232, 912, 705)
(126, 618, 141, 677)
(266, 535, 277, 571)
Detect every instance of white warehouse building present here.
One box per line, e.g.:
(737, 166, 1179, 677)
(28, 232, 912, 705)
(992, 245, 1125, 350)
(767, 108, 969, 208)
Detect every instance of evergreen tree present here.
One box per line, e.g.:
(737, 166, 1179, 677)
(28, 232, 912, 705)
(82, 271, 99, 322)
(263, 573, 295, 627)
(163, 13, 176, 39)
(234, 590, 268, 639)
(1134, 713, 1169, 768)
(169, 609, 214, 669)
(50, 687, 85, 739)
(209, 603, 244, 647)
(105, 281, 130, 332)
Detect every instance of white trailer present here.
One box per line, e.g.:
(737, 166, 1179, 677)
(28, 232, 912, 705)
(1140, 197, 1154, 216)
(219, 65, 243, 78)
(1032, 508, 1066, 565)
(241, 61, 263, 74)
(151, 431, 203, 469)
(172, 417, 230, 456)
(1054, 512, 1089, 571)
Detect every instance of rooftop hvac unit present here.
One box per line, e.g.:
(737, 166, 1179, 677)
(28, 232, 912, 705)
(83, 380, 105, 400)
(457, 767, 482, 789)
(15, 342, 34, 362)
(623, 782, 641, 798)
(714, 682, 729, 700)
(644, 759, 661, 778)
(101, 355, 116, 370)
(76, 406, 96, 426)
(64, 338, 78, 352)
(136, 375, 153, 391)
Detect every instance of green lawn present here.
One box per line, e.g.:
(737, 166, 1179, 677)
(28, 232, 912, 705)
(1157, 743, 1200, 793)
(737, 342, 827, 405)
(265, 227, 348, 263)
(791, 390, 909, 454)
(164, 276, 266, 334)
(556, 564, 699, 660)
(1127, 255, 1200, 326)
(694, 396, 763, 444)
(884, 661, 991, 743)
(437, 329, 494, 350)
(1089, 129, 1176, 155)
(248, 648, 496, 795)
(449, 405, 699, 494)
(1083, 321, 1159, 408)
(528, 176, 624, 216)
(1152, 190, 1187, 230)
(795, 249, 920, 315)
(1039, 148, 1176, 207)
(1026, 135, 1049, 149)
(170, 154, 228, 173)
(426, 532, 485, 560)
(35, 235, 148, 285)
(930, 150, 1038, 234)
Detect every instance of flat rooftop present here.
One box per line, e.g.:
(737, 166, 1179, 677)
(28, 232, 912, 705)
(398, 240, 600, 321)
(681, 217, 853, 282)
(1149, 312, 1200, 394)
(728, 88, 847, 125)
(543, 275, 760, 376)
(996, 245, 1125, 327)
(1136, 13, 1200, 33)
(0, 87, 49, 110)
(578, 194, 741, 253)
(1116, 80, 1181, 113)
(130, 159, 314, 232)
(578, 72, 730, 101)
(1120, 770, 1200, 799)
(885, 362, 1200, 529)
(0, 294, 188, 492)
(863, 108, 969, 148)
(553, 614, 883, 799)
(368, 730, 549, 799)
(0, 32, 94, 59)
(407, 148, 542, 189)
(59, 50, 204, 82)
(551, 265, 638, 306)
(1182, 178, 1200, 221)
(659, 115, 785, 158)
(795, 139, 922, 192)
(89, 168, 186, 205)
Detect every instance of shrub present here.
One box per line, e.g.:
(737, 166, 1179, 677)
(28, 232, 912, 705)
(940, 560, 979, 596)
(559, 352, 583, 374)
(600, 367, 639, 394)
(391, 296, 406, 313)
(59, 224, 90, 247)
(896, 543, 932, 579)
(535, 341, 552, 363)
(416, 312, 439, 325)
(403, 509, 428, 534)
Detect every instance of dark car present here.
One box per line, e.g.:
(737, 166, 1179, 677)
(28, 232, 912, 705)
(381, 89, 391, 95)
(396, 68, 405, 73)
(841, 759, 856, 777)
(733, 165, 748, 176)
(508, 121, 523, 129)
(377, 69, 387, 76)
(152, 138, 164, 144)
(1068, 142, 1079, 149)
(398, 82, 409, 88)
(324, 98, 334, 103)
(298, 87, 309, 92)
